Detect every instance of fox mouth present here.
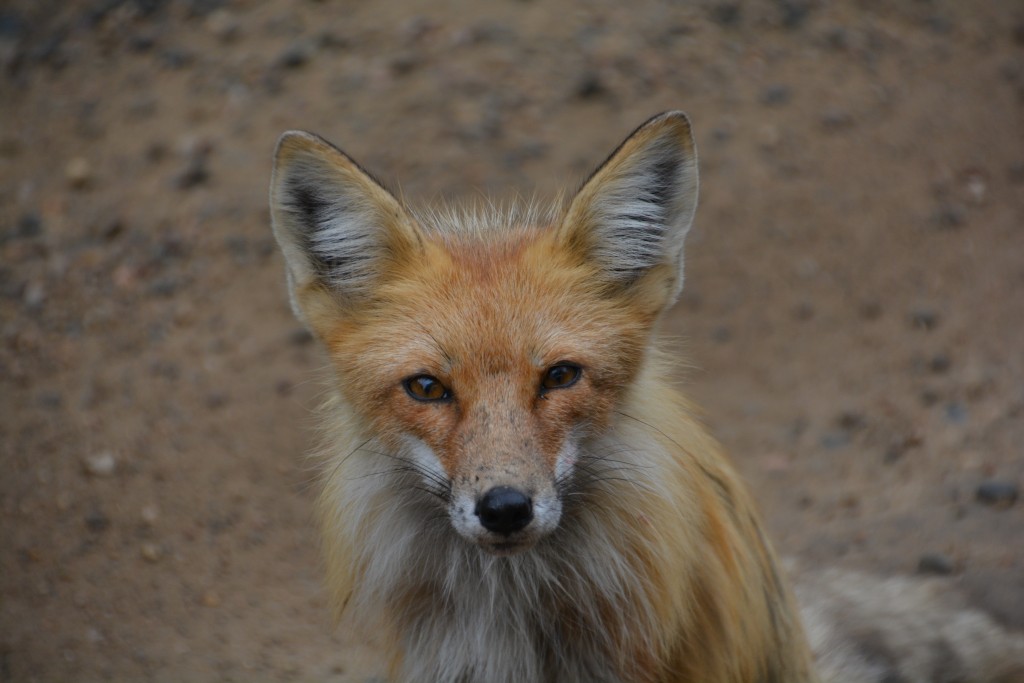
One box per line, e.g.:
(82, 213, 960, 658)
(468, 515, 557, 556)
(480, 537, 536, 556)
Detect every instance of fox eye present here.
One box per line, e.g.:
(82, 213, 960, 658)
(403, 375, 451, 402)
(541, 363, 582, 391)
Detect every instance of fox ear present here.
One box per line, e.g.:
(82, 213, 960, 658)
(270, 131, 421, 329)
(559, 111, 698, 312)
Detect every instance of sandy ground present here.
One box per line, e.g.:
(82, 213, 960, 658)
(2, 1, 1023, 681)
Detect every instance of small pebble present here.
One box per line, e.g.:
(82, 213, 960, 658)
(83, 451, 116, 477)
(917, 552, 955, 575)
(883, 433, 922, 464)
(823, 26, 849, 50)
(944, 401, 968, 424)
(389, 52, 421, 77)
(36, 391, 61, 411)
(575, 72, 608, 100)
(147, 277, 180, 298)
(173, 157, 209, 190)
(84, 510, 110, 533)
(17, 212, 43, 238)
(126, 94, 157, 120)
(399, 15, 435, 42)
(963, 173, 987, 205)
(761, 84, 791, 106)
(200, 590, 221, 607)
(839, 493, 860, 510)
(709, 2, 741, 26)
(858, 300, 883, 320)
(929, 354, 951, 374)
(206, 392, 228, 409)
(932, 202, 967, 230)
(909, 308, 940, 331)
(205, 9, 240, 41)
(141, 504, 160, 525)
(778, 0, 811, 29)
(128, 32, 155, 53)
(711, 127, 732, 143)
(836, 411, 866, 431)
(23, 280, 46, 309)
(975, 480, 1019, 508)
(140, 542, 161, 562)
(820, 108, 853, 131)
(882, 444, 904, 464)
(65, 157, 92, 188)
(758, 123, 781, 149)
(820, 431, 851, 450)
(276, 41, 312, 69)
(160, 48, 193, 69)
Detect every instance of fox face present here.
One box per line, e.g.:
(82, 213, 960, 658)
(270, 112, 698, 556)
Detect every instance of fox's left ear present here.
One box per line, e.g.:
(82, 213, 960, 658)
(270, 131, 422, 335)
(558, 111, 698, 313)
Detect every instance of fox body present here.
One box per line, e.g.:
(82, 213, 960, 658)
(269, 113, 1024, 683)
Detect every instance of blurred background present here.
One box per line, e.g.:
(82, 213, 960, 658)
(1, 0, 1022, 680)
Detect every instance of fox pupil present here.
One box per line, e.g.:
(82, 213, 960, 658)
(404, 375, 449, 401)
(543, 364, 581, 391)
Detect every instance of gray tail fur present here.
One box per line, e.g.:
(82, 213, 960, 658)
(795, 567, 1024, 683)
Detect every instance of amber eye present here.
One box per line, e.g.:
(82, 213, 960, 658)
(541, 363, 582, 391)
(403, 375, 451, 402)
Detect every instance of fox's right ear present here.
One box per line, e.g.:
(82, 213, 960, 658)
(557, 111, 698, 316)
(270, 131, 421, 331)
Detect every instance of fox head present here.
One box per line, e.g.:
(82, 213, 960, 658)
(270, 112, 698, 555)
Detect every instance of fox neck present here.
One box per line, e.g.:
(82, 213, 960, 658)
(317, 362, 816, 683)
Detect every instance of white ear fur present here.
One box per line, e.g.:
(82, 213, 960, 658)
(560, 111, 699, 306)
(269, 131, 419, 319)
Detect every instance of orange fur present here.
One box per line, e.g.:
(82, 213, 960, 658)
(270, 112, 819, 682)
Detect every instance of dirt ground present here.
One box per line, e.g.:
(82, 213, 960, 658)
(2, 0, 1023, 681)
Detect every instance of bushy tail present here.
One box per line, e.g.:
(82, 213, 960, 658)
(795, 567, 1024, 683)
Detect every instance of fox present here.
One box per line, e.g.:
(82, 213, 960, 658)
(269, 111, 1024, 683)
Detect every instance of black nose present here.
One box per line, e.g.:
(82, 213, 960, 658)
(475, 486, 533, 535)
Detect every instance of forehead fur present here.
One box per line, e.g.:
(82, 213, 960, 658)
(326, 203, 647, 378)
(411, 197, 563, 240)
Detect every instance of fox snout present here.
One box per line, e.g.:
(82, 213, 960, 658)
(442, 428, 568, 555)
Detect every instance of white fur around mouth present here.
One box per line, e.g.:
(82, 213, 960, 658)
(481, 539, 536, 556)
